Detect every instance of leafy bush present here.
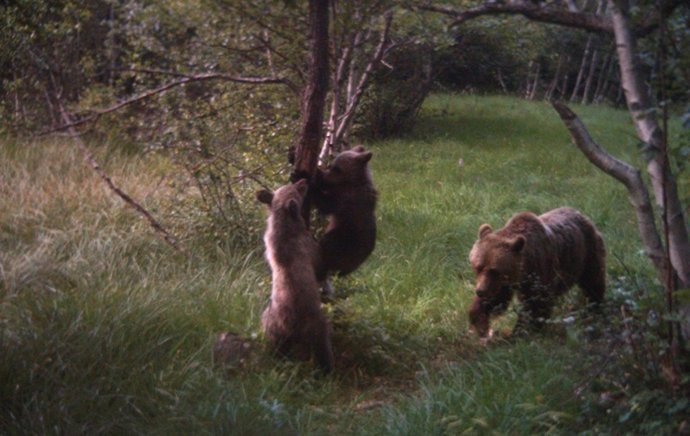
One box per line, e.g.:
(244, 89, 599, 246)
(355, 43, 435, 139)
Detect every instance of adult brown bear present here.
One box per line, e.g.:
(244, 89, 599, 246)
(468, 207, 606, 338)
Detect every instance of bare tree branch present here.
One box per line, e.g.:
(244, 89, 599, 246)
(319, 10, 393, 162)
(419, 0, 686, 36)
(333, 11, 393, 147)
(419, 1, 612, 34)
(43, 72, 290, 135)
(551, 100, 666, 274)
(320, 30, 357, 164)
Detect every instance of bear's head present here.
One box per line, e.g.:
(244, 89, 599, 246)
(318, 145, 372, 187)
(469, 223, 526, 302)
(256, 179, 308, 222)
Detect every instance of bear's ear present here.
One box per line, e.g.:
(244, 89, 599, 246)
(293, 178, 308, 196)
(256, 189, 273, 205)
(287, 199, 301, 219)
(353, 145, 366, 152)
(356, 151, 373, 163)
(478, 224, 492, 239)
(511, 236, 526, 253)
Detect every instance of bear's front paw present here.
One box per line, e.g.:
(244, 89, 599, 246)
(479, 329, 494, 346)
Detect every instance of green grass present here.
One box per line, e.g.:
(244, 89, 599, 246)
(0, 95, 672, 434)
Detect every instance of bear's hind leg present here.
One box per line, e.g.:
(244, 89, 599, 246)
(299, 315, 334, 373)
(578, 237, 606, 305)
(577, 238, 606, 340)
(313, 324, 334, 373)
(514, 297, 553, 335)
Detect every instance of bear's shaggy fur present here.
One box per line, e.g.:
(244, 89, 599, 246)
(468, 207, 606, 337)
(312, 145, 378, 290)
(256, 179, 334, 372)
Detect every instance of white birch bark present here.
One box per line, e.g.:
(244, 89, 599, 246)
(609, 0, 690, 287)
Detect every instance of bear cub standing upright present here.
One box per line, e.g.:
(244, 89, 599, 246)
(256, 179, 334, 372)
(312, 145, 378, 296)
(468, 207, 606, 338)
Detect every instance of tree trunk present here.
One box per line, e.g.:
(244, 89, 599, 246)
(292, 0, 330, 183)
(581, 48, 600, 104)
(570, 36, 592, 102)
(610, 0, 690, 342)
(560, 55, 571, 99)
(523, 60, 534, 97)
(615, 77, 623, 105)
(496, 68, 509, 93)
(573, 0, 606, 102)
(319, 11, 392, 162)
(594, 48, 615, 103)
(337, 14, 391, 143)
(320, 30, 357, 165)
(528, 62, 541, 99)
(546, 54, 565, 100)
(610, 0, 690, 287)
(599, 60, 616, 103)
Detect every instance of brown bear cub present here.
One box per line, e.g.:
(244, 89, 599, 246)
(468, 207, 606, 338)
(312, 145, 378, 296)
(256, 179, 334, 373)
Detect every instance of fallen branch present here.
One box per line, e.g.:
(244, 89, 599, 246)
(58, 102, 182, 252)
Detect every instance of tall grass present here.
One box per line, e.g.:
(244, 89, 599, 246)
(0, 95, 659, 434)
(375, 340, 580, 435)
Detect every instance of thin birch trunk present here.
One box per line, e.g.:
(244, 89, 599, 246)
(496, 68, 508, 93)
(594, 48, 615, 103)
(581, 48, 600, 104)
(319, 10, 392, 163)
(529, 63, 541, 100)
(332, 11, 391, 147)
(570, 36, 592, 102)
(546, 54, 564, 100)
(601, 60, 619, 103)
(320, 31, 357, 165)
(609, 0, 690, 288)
(593, 48, 612, 101)
(571, 0, 605, 102)
(560, 55, 571, 99)
(524, 60, 534, 97)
